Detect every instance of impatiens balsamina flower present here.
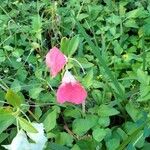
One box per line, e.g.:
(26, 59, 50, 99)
(2, 123, 47, 150)
(46, 47, 67, 77)
(56, 70, 87, 104)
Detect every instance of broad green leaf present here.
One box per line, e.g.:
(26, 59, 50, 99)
(0, 133, 9, 143)
(11, 80, 21, 92)
(32, 15, 42, 40)
(83, 69, 93, 88)
(77, 138, 97, 150)
(124, 19, 139, 28)
(46, 143, 70, 150)
(72, 115, 98, 136)
(18, 117, 38, 133)
(126, 8, 145, 19)
(137, 69, 149, 85)
(68, 35, 80, 56)
(98, 117, 110, 127)
(112, 40, 123, 55)
(77, 13, 89, 21)
(64, 108, 81, 118)
(0, 108, 15, 134)
(55, 132, 73, 147)
(29, 87, 43, 99)
(98, 105, 119, 117)
(71, 144, 80, 150)
(116, 128, 128, 141)
(5, 89, 22, 107)
(60, 37, 69, 55)
(16, 68, 28, 82)
(106, 138, 120, 150)
(92, 128, 106, 142)
(125, 102, 141, 122)
(43, 109, 57, 132)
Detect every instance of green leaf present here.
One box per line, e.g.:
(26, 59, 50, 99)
(18, 117, 38, 133)
(32, 15, 42, 40)
(68, 35, 80, 56)
(29, 87, 43, 99)
(137, 69, 149, 85)
(0, 49, 6, 62)
(77, 138, 97, 150)
(92, 128, 106, 142)
(106, 138, 120, 150)
(60, 37, 69, 55)
(72, 115, 98, 136)
(11, 80, 21, 92)
(83, 69, 93, 88)
(77, 13, 89, 21)
(98, 105, 119, 117)
(124, 19, 139, 28)
(112, 40, 123, 55)
(125, 102, 141, 122)
(55, 132, 73, 147)
(5, 89, 22, 107)
(73, 15, 125, 100)
(98, 117, 110, 127)
(0, 108, 15, 134)
(0, 133, 9, 143)
(64, 108, 81, 118)
(126, 8, 145, 19)
(43, 109, 57, 132)
(46, 143, 70, 150)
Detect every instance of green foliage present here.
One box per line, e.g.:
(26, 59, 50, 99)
(1, 0, 150, 149)
(18, 117, 38, 133)
(5, 89, 22, 107)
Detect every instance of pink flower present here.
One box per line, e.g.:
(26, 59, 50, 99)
(56, 71, 87, 104)
(46, 47, 67, 77)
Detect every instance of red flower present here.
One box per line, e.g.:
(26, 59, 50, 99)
(56, 71, 87, 104)
(46, 47, 67, 77)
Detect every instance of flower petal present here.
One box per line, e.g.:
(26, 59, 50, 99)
(62, 70, 76, 83)
(56, 82, 87, 104)
(27, 123, 47, 148)
(2, 130, 30, 150)
(46, 47, 67, 77)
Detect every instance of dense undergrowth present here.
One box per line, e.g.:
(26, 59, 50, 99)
(0, 0, 150, 149)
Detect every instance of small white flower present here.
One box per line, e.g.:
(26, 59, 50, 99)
(27, 123, 47, 150)
(2, 123, 47, 150)
(2, 130, 30, 150)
